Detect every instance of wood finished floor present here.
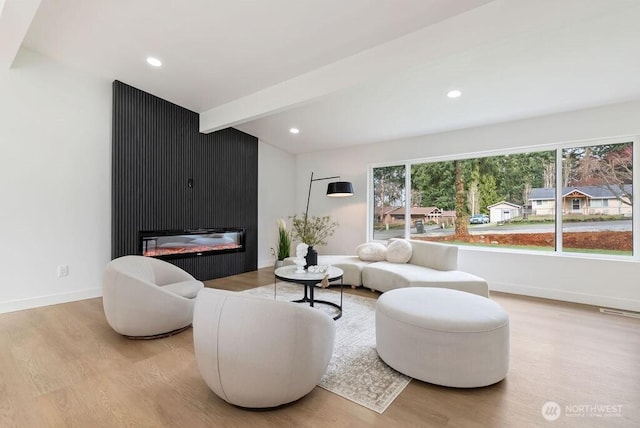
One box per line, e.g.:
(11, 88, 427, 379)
(1, 267, 638, 427)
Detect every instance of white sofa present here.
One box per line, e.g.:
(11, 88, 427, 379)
(286, 239, 489, 297)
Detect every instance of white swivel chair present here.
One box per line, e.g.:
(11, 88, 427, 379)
(102, 255, 204, 338)
(193, 288, 336, 408)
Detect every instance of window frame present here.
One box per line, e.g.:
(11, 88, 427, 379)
(368, 136, 639, 260)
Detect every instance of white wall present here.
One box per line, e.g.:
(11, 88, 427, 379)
(294, 156, 367, 255)
(0, 48, 295, 314)
(257, 141, 296, 268)
(297, 101, 640, 312)
(4, 48, 639, 313)
(0, 48, 111, 313)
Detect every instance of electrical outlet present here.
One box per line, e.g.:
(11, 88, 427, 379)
(57, 265, 69, 277)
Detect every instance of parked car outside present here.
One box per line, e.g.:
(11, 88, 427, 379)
(470, 214, 490, 224)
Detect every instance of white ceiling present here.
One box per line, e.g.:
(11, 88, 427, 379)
(4, 0, 640, 154)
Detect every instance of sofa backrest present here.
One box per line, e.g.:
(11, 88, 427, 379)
(108, 255, 157, 283)
(107, 255, 197, 286)
(407, 239, 458, 271)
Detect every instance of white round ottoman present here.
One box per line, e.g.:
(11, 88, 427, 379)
(376, 287, 509, 388)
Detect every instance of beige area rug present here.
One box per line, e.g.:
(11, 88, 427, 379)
(243, 282, 411, 414)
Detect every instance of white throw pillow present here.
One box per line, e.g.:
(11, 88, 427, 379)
(386, 239, 413, 263)
(356, 242, 387, 261)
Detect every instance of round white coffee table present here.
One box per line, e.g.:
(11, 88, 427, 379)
(274, 265, 344, 320)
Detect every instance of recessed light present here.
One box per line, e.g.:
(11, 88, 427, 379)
(146, 57, 162, 67)
(289, 128, 300, 134)
(447, 89, 462, 98)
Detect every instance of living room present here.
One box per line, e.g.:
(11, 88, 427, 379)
(1, 0, 639, 426)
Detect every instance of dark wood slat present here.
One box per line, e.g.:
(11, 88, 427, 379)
(112, 81, 258, 280)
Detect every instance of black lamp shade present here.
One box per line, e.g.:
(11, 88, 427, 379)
(326, 181, 354, 197)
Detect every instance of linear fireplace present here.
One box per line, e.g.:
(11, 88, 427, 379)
(139, 228, 245, 260)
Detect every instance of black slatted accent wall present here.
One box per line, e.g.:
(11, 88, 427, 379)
(112, 80, 258, 280)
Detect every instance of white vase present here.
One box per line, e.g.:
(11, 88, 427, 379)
(274, 260, 285, 269)
(293, 258, 306, 273)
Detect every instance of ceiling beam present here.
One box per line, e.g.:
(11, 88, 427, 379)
(198, 2, 506, 134)
(0, 0, 41, 70)
(198, 0, 609, 134)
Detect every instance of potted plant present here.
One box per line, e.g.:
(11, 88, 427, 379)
(290, 213, 338, 266)
(275, 218, 291, 268)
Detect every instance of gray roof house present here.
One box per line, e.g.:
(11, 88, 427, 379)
(529, 185, 632, 216)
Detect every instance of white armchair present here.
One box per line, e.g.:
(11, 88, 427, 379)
(102, 255, 204, 338)
(193, 288, 336, 408)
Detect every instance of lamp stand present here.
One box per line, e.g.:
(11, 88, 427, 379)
(304, 172, 340, 238)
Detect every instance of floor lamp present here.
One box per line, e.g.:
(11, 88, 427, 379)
(303, 172, 354, 266)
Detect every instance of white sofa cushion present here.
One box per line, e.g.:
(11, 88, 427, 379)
(161, 280, 203, 299)
(386, 239, 412, 263)
(356, 242, 387, 261)
(408, 239, 458, 271)
(362, 261, 489, 297)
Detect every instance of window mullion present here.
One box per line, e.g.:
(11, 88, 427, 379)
(633, 138, 639, 259)
(405, 162, 412, 239)
(555, 148, 563, 253)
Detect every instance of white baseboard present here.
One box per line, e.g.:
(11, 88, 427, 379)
(490, 282, 640, 312)
(0, 288, 103, 314)
(4, 282, 637, 315)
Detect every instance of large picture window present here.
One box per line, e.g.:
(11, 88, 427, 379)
(369, 139, 634, 257)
